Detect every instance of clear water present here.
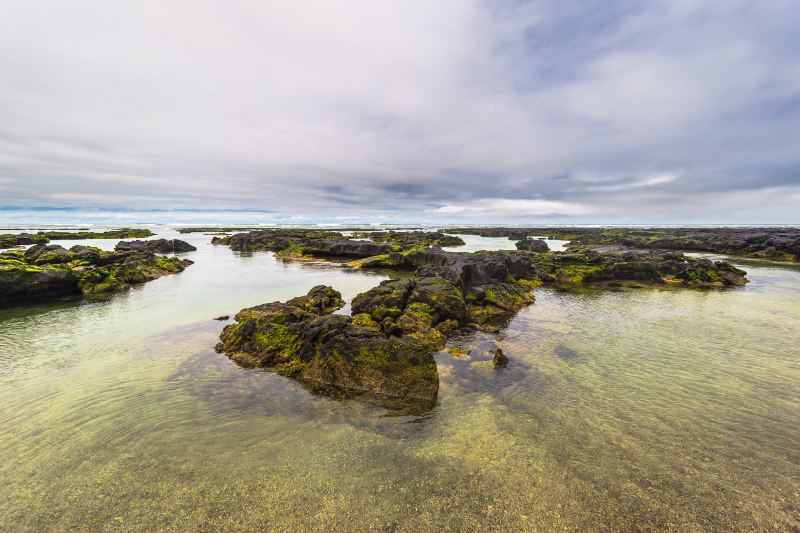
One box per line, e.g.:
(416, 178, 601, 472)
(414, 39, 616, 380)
(1, 228, 799, 531)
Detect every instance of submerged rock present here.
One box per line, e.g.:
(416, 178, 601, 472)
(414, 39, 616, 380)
(0, 245, 193, 307)
(216, 285, 439, 412)
(115, 238, 197, 253)
(490, 347, 508, 367)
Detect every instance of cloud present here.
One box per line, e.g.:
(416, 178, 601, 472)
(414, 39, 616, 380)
(0, 0, 798, 223)
(433, 198, 594, 218)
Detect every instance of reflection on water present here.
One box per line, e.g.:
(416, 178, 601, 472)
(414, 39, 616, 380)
(1, 228, 799, 531)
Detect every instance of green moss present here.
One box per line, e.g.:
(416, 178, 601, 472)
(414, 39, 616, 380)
(274, 359, 307, 377)
(352, 313, 381, 331)
(447, 346, 470, 357)
(252, 322, 300, 359)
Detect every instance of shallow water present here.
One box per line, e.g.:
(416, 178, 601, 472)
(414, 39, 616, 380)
(442, 233, 569, 253)
(1, 228, 799, 531)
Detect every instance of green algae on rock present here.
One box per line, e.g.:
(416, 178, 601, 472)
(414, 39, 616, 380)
(0, 229, 156, 249)
(115, 238, 197, 253)
(448, 226, 800, 262)
(212, 228, 465, 261)
(0, 244, 193, 306)
(215, 285, 440, 412)
(349, 230, 466, 249)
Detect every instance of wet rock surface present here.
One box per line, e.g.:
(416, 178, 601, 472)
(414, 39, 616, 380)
(216, 286, 440, 412)
(0, 244, 193, 306)
(115, 238, 197, 253)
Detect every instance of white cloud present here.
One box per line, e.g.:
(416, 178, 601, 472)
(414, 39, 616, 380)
(0, 0, 798, 222)
(433, 198, 593, 218)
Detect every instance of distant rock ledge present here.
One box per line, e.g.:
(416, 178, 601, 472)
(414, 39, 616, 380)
(0, 244, 192, 307)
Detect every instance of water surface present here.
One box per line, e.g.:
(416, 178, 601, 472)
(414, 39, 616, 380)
(1, 228, 798, 531)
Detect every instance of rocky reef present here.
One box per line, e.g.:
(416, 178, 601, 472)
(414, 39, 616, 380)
(0, 229, 155, 249)
(115, 238, 197, 253)
(217, 230, 750, 411)
(0, 244, 193, 306)
(215, 246, 542, 410)
(449, 226, 800, 262)
(216, 286, 440, 411)
(355, 246, 747, 289)
(0, 233, 49, 248)
(211, 228, 457, 259)
(349, 230, 466, 248)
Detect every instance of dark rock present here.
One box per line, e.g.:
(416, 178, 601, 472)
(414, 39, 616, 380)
(301, 239, 392, 258)
(490, 347, 508, 367)
(216, 286, 439, 412)
(115, 238, 197, 253)
(214, 315, 230, 321)
(0, 245, 193, 307)
(449, 226, 800, 262)
(0, 233, 50, 248)
(350, 230, 466, 248)
(515, 238, 549, 252)
(213, 228, 463, 260)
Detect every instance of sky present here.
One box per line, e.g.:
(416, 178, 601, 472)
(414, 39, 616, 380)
(1, 0, 799, 225)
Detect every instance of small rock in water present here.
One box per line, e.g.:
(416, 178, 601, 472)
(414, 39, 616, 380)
(490, 347, 508, 367)
(213, 315, 230, 321)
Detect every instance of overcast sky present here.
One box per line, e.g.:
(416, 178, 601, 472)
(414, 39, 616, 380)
(1, 0, 799, 224)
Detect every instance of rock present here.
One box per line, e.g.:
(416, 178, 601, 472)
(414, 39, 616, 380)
(515, 238, 549, 252)
(527, 247, 748, 287)
(214, 315, 230, 321)
(115, 238, 197, 253)
(450, 226, 800, 262)
(0, 245, 193, 307)
(213, 228, 464, 260)
(350, 230, 466, 248)
(216, 286, 439, 412)
(490, 347, 508, 367)
(0, 233, 50, 248)
(300, 239, 392, 258)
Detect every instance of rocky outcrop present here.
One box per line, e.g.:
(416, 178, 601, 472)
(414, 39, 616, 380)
(527, 247, 748, 287)
(300, 239, 392, 258)
(216, 286, 439, 412)
(448, 226, 800, 262)
(212, 228, 460, 259)
(216, 236, 751, 412)
(358, 246, 747, 288)
(212, 229, 346, 252)
(1, 229, 156, 249)
(515, 238, 549, 252)
(115, 238, 197, 253)
(0, 244, 193, 307)
(350, 230, 466, 248)
(0, 233, 50, 248)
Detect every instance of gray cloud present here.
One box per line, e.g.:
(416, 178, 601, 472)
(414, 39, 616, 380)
(0, 0, 799, 223)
